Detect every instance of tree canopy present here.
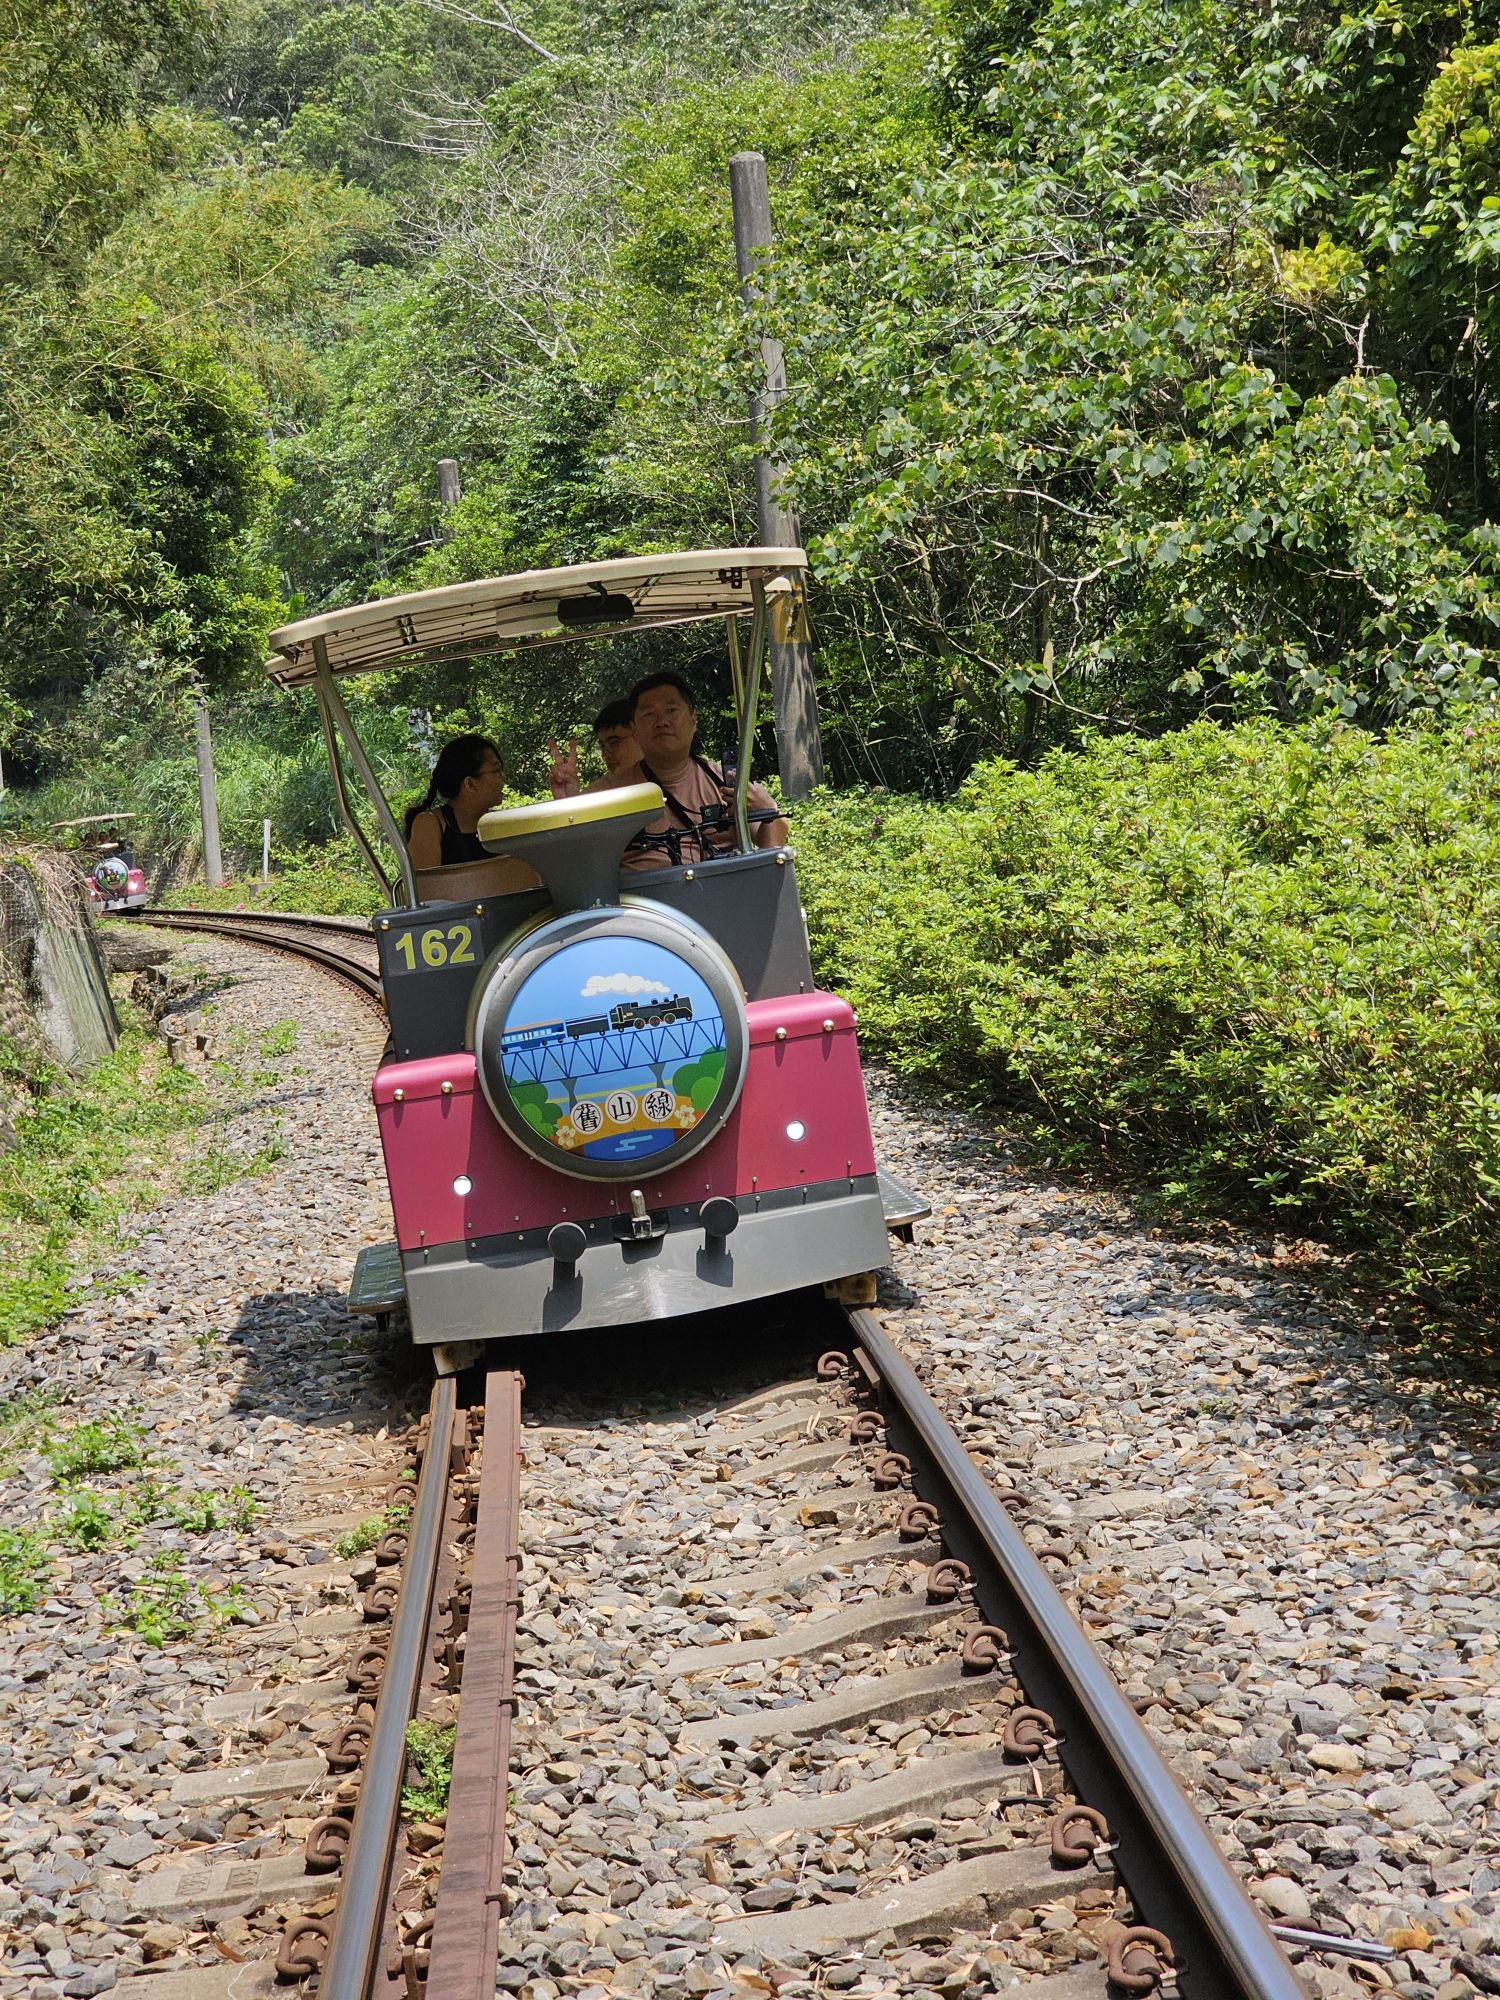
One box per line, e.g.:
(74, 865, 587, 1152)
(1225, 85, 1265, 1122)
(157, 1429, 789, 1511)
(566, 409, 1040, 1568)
(5, 0, 1500, 795)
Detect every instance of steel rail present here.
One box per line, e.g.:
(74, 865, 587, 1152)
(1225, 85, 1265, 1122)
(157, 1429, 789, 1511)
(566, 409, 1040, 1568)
(319, 1374, 459, 2000)
(134, 907, 383, 1005)
(425, 1367, 524, 1996)
(846, 1307, 1305, 2000)
(142, 907, 371, 934)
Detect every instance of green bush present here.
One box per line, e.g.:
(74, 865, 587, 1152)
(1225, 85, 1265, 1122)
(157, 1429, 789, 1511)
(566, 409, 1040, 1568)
(794, 720, 1500, 1310)
(0, 1527, 51, 1614)
(162, 836, 385, 917)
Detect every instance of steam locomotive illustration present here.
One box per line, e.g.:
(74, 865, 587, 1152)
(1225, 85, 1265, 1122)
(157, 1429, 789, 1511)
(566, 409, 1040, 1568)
(500, 994, 696, 1051)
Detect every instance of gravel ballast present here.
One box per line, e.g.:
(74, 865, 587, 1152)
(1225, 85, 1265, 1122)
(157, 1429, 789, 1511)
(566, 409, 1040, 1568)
(0, 936, 412, 1997)
(864, 1090, 1500, 2000)
(0, 931, 1494, 2000)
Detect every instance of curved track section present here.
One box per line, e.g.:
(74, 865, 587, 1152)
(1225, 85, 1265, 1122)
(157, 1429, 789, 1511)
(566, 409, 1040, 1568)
(135, 906, 383, 1008)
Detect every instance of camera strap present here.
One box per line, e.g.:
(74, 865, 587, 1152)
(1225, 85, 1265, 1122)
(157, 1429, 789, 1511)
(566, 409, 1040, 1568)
(636, 757, 737, 860)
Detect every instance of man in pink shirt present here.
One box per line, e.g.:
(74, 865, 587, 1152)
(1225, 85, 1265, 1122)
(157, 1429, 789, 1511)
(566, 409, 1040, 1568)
(615, 672, 788, 874)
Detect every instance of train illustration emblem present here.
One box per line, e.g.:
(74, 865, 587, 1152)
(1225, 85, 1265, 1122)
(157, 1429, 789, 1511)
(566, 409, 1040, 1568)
(492, 937, 730, 1164)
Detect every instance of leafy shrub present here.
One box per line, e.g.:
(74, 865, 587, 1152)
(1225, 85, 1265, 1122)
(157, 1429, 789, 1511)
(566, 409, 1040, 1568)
(109, 1552, 245, 1647)
(335, 1499, 410, 1559)
(261, 840, 386, 915)
(161, 836, 385, 917)
(402, 1722, 456, 1821)
(0, 1253, 69, 1348)
(55, 1491, 115, 1550)
(795, 719, 1500, 1309)
(46, 1416, 146, 1484)
(0, 1019, 201, 1347)
(0, 1527, 51, 1614)
(166, 1485, 257, 1534)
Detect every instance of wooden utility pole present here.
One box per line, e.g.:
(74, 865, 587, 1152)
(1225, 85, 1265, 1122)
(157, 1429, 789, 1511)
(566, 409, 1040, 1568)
(193, 701, 223, 889)
(437, 458, 462, 513)
(728, 151, 824, 798)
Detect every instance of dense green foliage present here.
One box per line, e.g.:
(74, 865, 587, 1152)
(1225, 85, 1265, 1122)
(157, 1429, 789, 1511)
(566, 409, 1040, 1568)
(10, 0, 1500, 803)
(10, 0, 1500, 1317)
(796, 720, 1500, 1309)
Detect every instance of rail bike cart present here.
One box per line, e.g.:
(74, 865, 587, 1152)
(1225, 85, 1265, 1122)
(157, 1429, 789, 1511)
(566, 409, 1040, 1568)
(264, 548, 926, 1371)
(56, 815, 149, 914)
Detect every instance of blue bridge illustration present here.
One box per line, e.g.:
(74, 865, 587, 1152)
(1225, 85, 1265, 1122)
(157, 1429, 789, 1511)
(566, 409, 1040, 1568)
(500, 1014, 724, 1085)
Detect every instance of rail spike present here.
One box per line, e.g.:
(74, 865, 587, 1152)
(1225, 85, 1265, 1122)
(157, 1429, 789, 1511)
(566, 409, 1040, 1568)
(396, 1913, 434, 1999)
(346, 1637, 390, 1694)
(304, 1813, 351, 1874)
(362, 1578, 399, 1622)
(1002, 1705, 1055, 1759)
(1105, 1926, 1176, 1995)
(925, 1557, 971, 1604)
(899, 1500, 942, 1541)
(871, 1451, 911, 1490)
(275, 1914, 330, 1982)
(960, 1623, 1009, 1672)
(1049, 1803, 1111, 1867)
(324, 1717, 372, 1773)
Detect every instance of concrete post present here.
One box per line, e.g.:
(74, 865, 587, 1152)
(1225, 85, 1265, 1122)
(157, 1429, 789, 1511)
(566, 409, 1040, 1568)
(729, 151, 824, 798)
(194, 702, 223, 889)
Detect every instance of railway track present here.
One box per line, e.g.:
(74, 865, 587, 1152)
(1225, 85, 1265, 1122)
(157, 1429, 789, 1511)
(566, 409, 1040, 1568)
(133, 907, 383, 1008)
(259, 1330, 1312, 2000)
(131, 910, 1324, 1999)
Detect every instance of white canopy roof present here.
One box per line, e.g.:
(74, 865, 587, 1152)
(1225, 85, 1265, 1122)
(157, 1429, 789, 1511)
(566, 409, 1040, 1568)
(264, 547, 807, 687)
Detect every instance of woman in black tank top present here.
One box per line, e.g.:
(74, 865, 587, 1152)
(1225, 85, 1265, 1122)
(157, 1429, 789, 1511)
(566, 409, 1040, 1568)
(404, 734, 506, 873)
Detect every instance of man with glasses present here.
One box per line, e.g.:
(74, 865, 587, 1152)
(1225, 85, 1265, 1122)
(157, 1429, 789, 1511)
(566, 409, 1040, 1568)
(616, 673, 787, 874)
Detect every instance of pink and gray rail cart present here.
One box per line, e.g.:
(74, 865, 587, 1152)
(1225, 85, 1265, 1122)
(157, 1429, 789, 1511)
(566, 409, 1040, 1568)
(263, 548, 927, 1371)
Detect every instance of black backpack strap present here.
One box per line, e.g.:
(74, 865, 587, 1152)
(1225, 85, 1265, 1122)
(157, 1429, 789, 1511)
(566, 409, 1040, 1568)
(630, 758, 741, 864)
(640, 758, 732, 824)
(639, 761, 699, 831)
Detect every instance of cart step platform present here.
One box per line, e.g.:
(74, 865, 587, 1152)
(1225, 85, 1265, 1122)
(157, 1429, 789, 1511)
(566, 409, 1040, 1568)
(878, 1165, 930, 1238)
(348, 1241, 406, 1324)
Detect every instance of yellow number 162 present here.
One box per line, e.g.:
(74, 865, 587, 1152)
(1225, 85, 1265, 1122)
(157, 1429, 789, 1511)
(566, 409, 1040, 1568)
(392, 923, 477, 972)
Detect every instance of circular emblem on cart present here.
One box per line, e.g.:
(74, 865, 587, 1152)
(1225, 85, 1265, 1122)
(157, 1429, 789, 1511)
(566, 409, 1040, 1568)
(471, 906, 748, 1181)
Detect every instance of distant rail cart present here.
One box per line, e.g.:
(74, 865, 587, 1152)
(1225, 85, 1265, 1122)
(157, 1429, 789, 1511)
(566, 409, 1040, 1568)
(55, 814, 148, 914)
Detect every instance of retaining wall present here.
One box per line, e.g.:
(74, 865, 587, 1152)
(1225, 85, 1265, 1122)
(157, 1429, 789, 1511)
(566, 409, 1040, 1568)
(0, 850, 119, 1072)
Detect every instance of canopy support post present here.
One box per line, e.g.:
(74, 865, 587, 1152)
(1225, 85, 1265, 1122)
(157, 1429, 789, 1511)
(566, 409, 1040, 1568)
(734, 586, 769, 854)
(313, 639, 416, 908)
(315, 687, 394, 905)
(726, 615, 745, 721)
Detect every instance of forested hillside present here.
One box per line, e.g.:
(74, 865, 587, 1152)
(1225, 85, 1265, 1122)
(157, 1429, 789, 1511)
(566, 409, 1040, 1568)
(5, 0, 1500, 828)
